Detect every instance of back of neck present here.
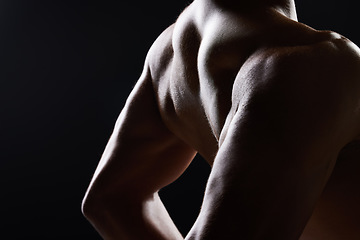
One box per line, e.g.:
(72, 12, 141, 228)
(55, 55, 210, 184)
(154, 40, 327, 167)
(197, 0, 297, 20)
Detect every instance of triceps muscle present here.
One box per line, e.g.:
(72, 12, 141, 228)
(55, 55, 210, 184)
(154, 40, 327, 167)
(187, 103, 341, 240)
(87, 66, 196, 201)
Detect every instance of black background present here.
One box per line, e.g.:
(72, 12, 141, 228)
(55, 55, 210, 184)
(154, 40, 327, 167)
(1, 0, 358, 239)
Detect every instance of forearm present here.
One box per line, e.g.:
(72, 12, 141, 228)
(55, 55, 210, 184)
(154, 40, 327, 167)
(82, 192, 183, 240)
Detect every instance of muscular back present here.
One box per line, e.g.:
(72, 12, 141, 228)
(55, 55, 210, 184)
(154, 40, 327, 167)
(145, 2, 360, 239)
(148, 3, 360, 164)
(83, 1, 360, 239)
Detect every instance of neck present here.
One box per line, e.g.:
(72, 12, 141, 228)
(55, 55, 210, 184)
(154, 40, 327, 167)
(200, 0, 297, 21)
(273, 0, 297, 21)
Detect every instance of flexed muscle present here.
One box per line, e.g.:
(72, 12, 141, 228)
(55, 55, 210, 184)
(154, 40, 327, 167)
(82, 0, 360, 239)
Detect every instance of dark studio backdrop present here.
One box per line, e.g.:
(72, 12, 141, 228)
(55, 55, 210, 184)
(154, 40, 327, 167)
(1, 0, 358, 238)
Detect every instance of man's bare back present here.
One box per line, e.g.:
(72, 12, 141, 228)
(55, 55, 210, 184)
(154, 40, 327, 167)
(82, 0, 360, 239)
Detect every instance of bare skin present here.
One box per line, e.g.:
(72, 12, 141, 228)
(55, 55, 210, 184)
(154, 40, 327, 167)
(82, 0, 360, 239)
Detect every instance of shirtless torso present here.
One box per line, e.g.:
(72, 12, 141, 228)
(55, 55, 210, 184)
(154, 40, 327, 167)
(82, 0, 360, 239)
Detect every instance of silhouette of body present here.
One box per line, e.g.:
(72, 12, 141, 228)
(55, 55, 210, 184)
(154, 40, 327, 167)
(82, 0, 360, 239)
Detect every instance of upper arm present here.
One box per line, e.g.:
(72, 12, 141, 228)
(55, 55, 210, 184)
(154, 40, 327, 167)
(337, 38, 360, 138)
(85, 63, 196, 202)
(189, 110, 339, 240)
(187, 42, 360, 239)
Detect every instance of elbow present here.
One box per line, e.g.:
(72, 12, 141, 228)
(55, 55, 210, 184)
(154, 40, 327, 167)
(81, 192, 96, 220)
(81, 189, 107, 221)
(81, 188, 132, 221)
(81, 182, 154, 220)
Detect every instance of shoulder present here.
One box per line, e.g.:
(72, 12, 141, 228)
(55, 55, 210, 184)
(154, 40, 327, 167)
(272, 33, 360, 77)
(237, 32, 360, 143)
(145, 5, 198, 81)
(146, 24, 175, 76)
(275, 33, 360, 105)
(243, 32, 360, 90)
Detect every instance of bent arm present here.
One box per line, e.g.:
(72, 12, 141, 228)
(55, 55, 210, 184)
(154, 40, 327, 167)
(186, 107, 342, 239)
(82, 64, 196, 239)
(187, 120, 338, 239)
(186, 47, 360, 239)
